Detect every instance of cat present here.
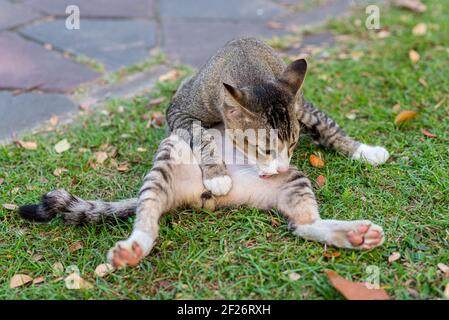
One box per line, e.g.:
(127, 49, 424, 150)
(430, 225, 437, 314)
(18, 37, 390, 268)
(166, 38, 389, 197)
(19, 123, 385, 268)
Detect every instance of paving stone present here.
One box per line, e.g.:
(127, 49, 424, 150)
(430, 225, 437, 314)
(0, 92, 76, 142)
(23, 0, 157, 18)
(160, 0, 286, 20)
(20, 19, 158, 71)
(162, 20, 284, 67)
(0, 0, 42, 30)
(0, 32, 99, 92)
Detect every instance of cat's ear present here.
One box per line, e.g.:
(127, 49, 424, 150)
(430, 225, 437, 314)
(223, 83, 253, 121)
(279, 59, 307, 94)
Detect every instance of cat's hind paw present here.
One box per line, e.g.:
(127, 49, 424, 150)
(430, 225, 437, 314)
(107, 230, 153, 268)
(330, 220, 385, 250)
(352, 144, 389, 166)
(203, 175, 232, 196)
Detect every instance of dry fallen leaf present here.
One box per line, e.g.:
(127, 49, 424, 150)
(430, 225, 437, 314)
(53, 167, 68, 177)
(325, 270, 390, 300)
(412, 23, 427, 36)
(65, 272, 93, 289)
(147, 112, 166, 128)
(388, 252, 401, 263)
(394, 110, 417, 125)
(117, 105, 125, 113)
(421, 128, 436, 138)
(323, 251, 341, 258)
(418, 77, 428, 87)
(68, 240, 83, 253)
(309, 154, 325, 168)
(50, 115, 59, 126)
(0, 178, 4, 185)
(377, 30, 391, 39)
(147, 96, 166, 107)
(116, 162, 130, 172)
(2, 203, 18, 210)
(32, 276, 45, 285)
(392, 103, 401, 113)
(289, 272, 301, 281)
(395, 0, 427, 13)
(10, 274, 33, 288)
(52, 262, 64, 275)
(32, 254, 43, 262)
(445, 283, 449, 299)
(94, 263, 115, 277)
(16, 140, 38, 150)
(159, 70, 181, 82)
(54, 139, 71, 154)
(267, 20, 283, 29)
(94, 151, 108, 164)
(409, 50, 420, 64)
(437, 263, 449, 276)
(316, 175, 326, 187)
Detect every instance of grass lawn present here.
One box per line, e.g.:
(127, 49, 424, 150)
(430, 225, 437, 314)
(0, 0, 448, 299)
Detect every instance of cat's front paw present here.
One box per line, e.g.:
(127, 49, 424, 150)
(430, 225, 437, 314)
(352, 144, 389, 166)
(203, 175, 232, 196)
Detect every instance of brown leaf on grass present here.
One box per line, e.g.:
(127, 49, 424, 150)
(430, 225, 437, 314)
(421, 128, 436, 138)
(395, 0, 427, 13)
(309, 154, 325, 168)
(64, 272, 93, 289)
(69, 240, 83, 253)
(289, 272, 301, 281)
(388, 252, 401, 263)
(52, 262, 64, 275)
(394, 110, 417, 125)
(418, 77, 428, 87)
(392, 103, 401, 113)
(412, 23, 427, 36)
(116, 161, 130, 172)
(316, 175, 326, 187)
(53, 168, 68, 177)
(159, 70, 181, 82)
(409, 50, 420, 63)
(16, 140, 38, 150)
(10, 274, 33, 288)
(54, 139, 71, 154)
(437, 263, 449, 277)
(147, 112, 166, 128)
(0, 178, 4, 185)
(324, 270, 390, 300)
(94, 263, 115, 277)
(377, 30, 391, 39)
(147, 96, 166, 107)
(117, 105, 125, 113)
(32, 276, 45, 285)
(267, 20, 283, 29)
(94, 151, 108, 164)
(32, 254, 43, 262)
(322, 251, 341, 258)
(445, 283, 449, 299)
(2, 203, 18, 210)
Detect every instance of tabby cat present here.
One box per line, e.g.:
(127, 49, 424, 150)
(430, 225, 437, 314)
(19, 38, 389, 268)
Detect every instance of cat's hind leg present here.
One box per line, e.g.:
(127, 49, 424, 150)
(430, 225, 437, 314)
(108, 135, 204, 268)
(297, 99, 389, 165)
(276, 169, 384, 249)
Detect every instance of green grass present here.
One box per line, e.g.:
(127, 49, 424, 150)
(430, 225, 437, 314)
(1, 1, 448, 299)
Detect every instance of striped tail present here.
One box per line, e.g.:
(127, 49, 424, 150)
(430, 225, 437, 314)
(18, 189, 137, 225)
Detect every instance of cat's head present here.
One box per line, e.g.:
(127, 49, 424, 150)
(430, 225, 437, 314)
(222, 59, 307, 178)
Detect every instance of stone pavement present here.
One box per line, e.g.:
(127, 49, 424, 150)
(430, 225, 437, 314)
(0, 0, 362, 143)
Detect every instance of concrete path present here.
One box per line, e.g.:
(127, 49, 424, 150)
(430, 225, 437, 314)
(0, 0, 360, 143)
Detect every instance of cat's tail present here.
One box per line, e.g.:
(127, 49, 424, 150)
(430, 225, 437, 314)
(18, 189, 137, 224)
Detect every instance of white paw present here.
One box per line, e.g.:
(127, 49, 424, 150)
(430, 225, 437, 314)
(107, 230, 153, 268)
(352, 144, 389, 166)
(203, 175, 232, 196)
(325, 220, 385, 250)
